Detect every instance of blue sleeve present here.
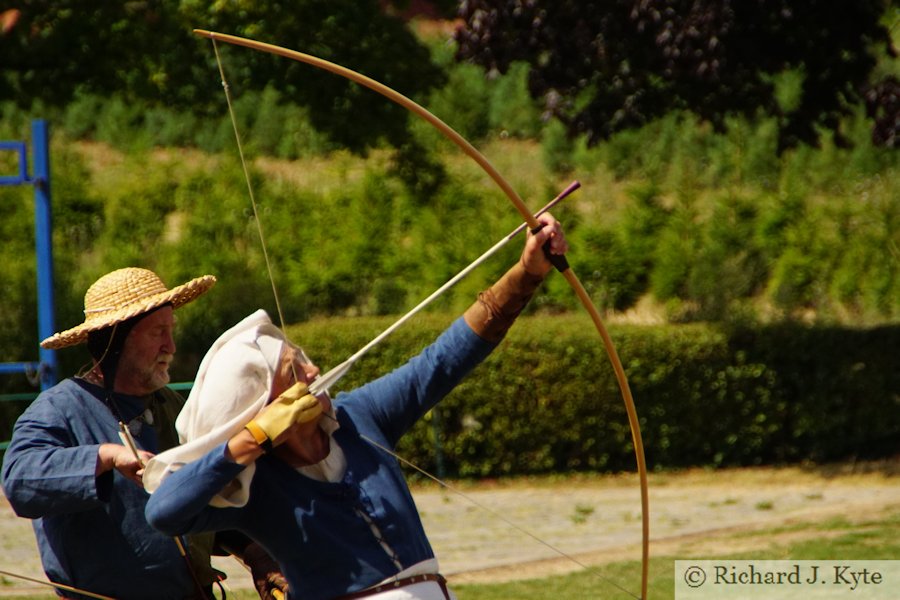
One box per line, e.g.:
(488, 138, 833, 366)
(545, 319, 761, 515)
(1, 400, 109, 518)
(341, 317, 495, 447)
(144, 443, 247, 536)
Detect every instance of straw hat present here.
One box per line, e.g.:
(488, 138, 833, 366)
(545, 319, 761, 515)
(41, 267, 216, 349)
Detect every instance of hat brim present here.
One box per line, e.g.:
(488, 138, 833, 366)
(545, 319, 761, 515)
(41, 275, 216, 350)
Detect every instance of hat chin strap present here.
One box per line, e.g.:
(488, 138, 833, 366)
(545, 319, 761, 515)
(87, 322, 126, 396)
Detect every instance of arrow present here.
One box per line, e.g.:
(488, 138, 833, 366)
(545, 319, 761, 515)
(309, 180, 580, 396)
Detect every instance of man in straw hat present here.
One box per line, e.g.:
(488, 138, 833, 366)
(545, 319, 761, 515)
(144, 215, 567, 600)
(2, 267, 286, 600)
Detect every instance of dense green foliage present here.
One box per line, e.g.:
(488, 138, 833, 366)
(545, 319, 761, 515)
(3, 88, 896, 340)
(1, 11, 897, 472)
(1, 80, 897, 393)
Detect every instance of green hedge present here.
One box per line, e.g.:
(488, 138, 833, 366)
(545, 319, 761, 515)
(3, 316, 897, 472)
(286, 315, 900, 477)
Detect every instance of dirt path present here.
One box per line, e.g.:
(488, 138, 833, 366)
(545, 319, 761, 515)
(1, 463, 898, 595)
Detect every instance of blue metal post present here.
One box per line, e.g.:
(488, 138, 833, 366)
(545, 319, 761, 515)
(32, 119, 57, 389)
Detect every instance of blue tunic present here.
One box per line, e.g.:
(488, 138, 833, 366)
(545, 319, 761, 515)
(146, 317, 495, 600)
(1, 379, 207, 600)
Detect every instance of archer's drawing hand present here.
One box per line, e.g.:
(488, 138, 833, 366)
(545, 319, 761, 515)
(247, 382, 323, 449)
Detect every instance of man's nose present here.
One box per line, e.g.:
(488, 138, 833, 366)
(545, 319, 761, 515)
(163, 330, 176, 354)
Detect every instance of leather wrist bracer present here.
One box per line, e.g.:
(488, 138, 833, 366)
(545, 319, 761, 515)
(463, 261, 545, 343)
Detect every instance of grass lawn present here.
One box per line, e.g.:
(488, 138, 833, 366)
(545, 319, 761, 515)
(450, 509, 900, 600)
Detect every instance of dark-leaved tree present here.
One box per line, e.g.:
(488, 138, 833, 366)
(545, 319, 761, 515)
(455, 0, 898, 151)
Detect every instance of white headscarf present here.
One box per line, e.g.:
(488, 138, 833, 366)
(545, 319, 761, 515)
(143, 309, 285, 507)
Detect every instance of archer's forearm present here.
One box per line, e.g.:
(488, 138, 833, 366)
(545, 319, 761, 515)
(227, 428, 266, 465)
(145, 443, 244, 536)
(463, 261, 545, 342)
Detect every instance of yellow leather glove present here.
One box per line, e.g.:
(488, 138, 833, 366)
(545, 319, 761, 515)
(245, 382, 322, 451)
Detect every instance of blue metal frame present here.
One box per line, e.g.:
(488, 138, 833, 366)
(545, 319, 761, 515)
(0, 119, 57, 391)
(32, 120, 57, 389)
(0, 140, 28, 184)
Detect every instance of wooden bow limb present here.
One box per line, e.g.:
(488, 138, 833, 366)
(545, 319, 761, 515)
(195, 29, 649, 599)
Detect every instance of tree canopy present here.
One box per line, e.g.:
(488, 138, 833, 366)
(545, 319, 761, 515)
(455, 0, 898, 151)
(3, 2, 896, 153)
(0, 1, 446, 152)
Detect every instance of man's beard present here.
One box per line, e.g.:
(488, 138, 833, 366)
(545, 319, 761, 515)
(127, 355, 172, 393)
(147, 355, 173, 389)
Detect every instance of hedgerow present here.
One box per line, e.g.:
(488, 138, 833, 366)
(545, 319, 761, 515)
(286, 315, 900, 477)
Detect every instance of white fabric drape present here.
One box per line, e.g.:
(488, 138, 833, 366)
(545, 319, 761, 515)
(143, 309, 284, 507)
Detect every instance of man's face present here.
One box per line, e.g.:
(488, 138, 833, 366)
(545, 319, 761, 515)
(115, 306, 176, 395)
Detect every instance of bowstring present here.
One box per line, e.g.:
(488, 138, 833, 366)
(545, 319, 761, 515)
(212, 39, 298, 384)
(208, 40, 641, 600)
